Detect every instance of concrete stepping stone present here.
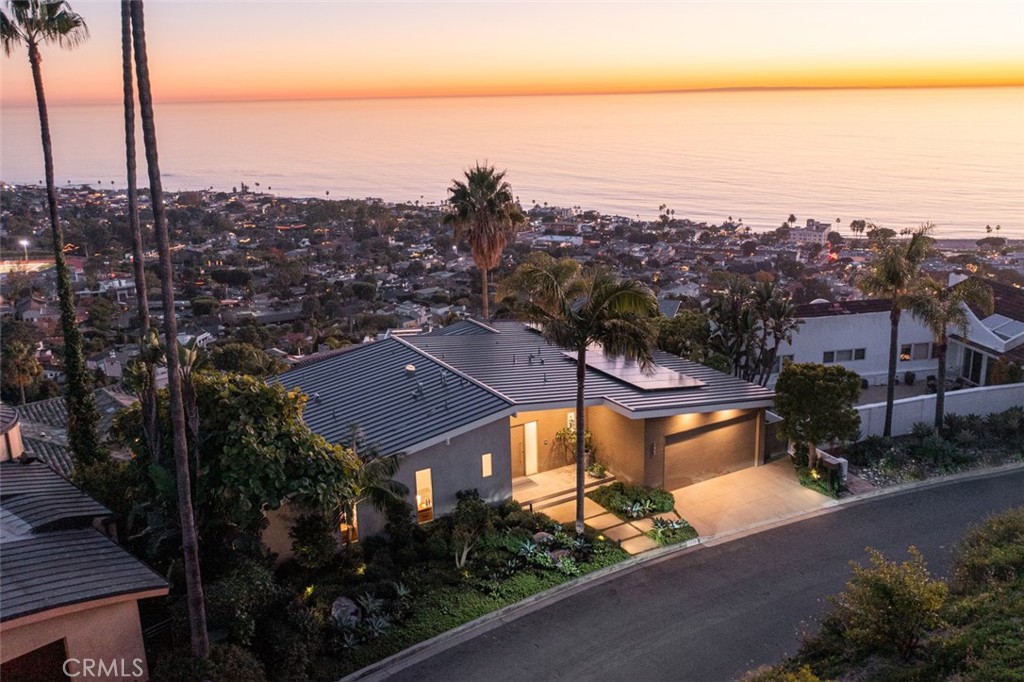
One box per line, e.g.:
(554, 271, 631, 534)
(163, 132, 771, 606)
(602, 523, 642, 542)
(620, 535, 660, 554)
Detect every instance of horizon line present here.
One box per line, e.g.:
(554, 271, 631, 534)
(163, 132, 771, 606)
(3, 81, 1022, 108)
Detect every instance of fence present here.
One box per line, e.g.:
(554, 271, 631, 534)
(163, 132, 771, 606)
(856, 383, 1024, 438)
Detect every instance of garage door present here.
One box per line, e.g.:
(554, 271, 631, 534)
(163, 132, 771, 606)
(663, 414, 758, 489)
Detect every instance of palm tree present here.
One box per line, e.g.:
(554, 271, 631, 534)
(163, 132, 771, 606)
(905, 278, 993, 431)
(2, 0, 103, 464)
(3, 340, 41, 404)
(339, 426, 408, 543)
(856, 225, 933, 437)
(120, 0, 158, 462)
(443, 163, 524, 319)
(130, 0, 208, 659)
(499, 253, 658, 535)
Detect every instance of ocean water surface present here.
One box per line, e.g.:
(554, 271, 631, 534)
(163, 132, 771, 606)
(2, 87, 1022, 238)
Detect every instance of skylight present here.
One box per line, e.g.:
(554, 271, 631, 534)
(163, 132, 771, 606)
(563, 351, 706, 391)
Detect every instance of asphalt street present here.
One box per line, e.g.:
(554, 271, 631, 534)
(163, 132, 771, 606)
(389, 470, 1024, 682)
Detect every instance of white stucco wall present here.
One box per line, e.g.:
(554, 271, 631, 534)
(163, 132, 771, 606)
(772, 310, 941, 385)
(856, 383, 1024, 437)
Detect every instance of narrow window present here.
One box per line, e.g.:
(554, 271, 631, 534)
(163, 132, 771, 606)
(481, 453, 492, 478)
(823, 351, 835, 363)
(854, 348, 866, 361)
(415, 469, 433, 523)
(900, 344, 912, 361)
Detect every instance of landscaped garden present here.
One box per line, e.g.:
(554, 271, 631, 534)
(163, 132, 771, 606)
(587, 481, 698, 546)
(151, 491, 629, 681)
(836, 407, 1024, 488)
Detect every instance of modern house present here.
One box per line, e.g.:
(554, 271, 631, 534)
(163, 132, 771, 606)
(951, 279, 1024, 386)
(275, 319, 775, 536)
(768, 299, 940, 386)
(0, 408, 168, 681)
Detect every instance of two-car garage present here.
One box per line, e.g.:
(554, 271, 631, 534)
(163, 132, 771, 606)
(661, 411, 762, 489)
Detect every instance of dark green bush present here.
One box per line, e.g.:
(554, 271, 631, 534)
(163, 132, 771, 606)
(203, 560, 280, 646)
(737, 665, 821, 682)
(254, 600, 321, 681)
(909, 434, 972, 469)
(844, 435, 896, 466)
(951, 506, 1024, 594)
(289, 512, 339, 571)
(152, 644, 267, 682)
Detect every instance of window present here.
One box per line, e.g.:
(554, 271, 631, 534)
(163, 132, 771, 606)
(823, 351, 835, 363)
(962, 348, 984, 385)
(415, 469, 433, 523)
(823, 349, 864, 364)
(772, 354, 794, 373)
(481, 453, 492, 478)
(836, 349, 853, 362)
(902, 343, 930, 361)
(854, 348, 866, 361)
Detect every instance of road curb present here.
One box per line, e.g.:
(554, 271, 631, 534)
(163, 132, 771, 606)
(338, 461, 1023, 681)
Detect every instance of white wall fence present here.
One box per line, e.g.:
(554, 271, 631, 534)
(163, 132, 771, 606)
(856, 383, 1024, 438)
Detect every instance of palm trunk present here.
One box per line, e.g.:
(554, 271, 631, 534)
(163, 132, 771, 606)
(27, 41, 103, 466)
(884, 306, 900, 438)
(131, 0, 209, 659)
(121, 0, 159, 463)
(934, 341, 947, 432)
(575, 346, 586, 536)
(20, 384, 27, 406)
(480, 266, 489, 320)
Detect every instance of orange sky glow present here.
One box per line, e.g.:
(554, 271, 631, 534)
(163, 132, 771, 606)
(1, 1, 1022, 106)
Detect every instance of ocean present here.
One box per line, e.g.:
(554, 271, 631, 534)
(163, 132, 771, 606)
(2, 87, 1022, 239)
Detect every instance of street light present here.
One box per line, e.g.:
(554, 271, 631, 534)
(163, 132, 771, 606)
(19, 239, 29, 262)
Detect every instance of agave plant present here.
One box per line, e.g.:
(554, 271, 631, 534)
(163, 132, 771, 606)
(356, 592, 383, 616)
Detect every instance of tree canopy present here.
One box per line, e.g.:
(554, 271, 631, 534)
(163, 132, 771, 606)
(774, 362, 862, 467)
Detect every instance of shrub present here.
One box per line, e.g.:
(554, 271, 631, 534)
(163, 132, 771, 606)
(203, 560, 281, 646)
(254, 600, 321, 681)
(646, 516, 699, 546)
(152, 644, 267, 682)
(909, 434, 971, 469)
(289, 512, 338, 571)
(828, 547, 948, 661)
(951, 506, 1024, 595)
(845, 435, 896, 467)
(587, 482, 675, 519)
(738, 665, 821, 682)
(910, 421, 934, 440)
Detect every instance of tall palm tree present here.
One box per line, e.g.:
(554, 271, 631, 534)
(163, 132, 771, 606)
(2, 0, 103, 464)
(120, 0, 158, 462)
(499, 253, 658, 535)
(130, 0, 208, 659)
(3, 340, 41, 404)
(856, 225, 933, 437)
(905, 278, 993, 431)
(443, 163, 525, 319)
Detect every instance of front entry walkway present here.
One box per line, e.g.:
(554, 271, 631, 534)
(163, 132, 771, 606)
(514, 458, 834, 555)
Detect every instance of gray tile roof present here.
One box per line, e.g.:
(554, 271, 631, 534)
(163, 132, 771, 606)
(0, 461, 169, 623)
(425, 319, 501, 335)
(1, 529, 168, 623)
(274, 337, 513, 455)
(405, 321, 775, 414)
(0, 460, 110, 531)
(15, 387, 136, 442)
(21, 437, 74, 479)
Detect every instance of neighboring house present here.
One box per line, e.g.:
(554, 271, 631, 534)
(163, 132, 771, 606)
(950, 279, 1024, 386)
(768, 299, 940, 386)
(275, 319, 775, 536)
(0, 411, 168, 680)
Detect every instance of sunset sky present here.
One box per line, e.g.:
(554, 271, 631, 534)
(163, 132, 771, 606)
(1, 1, 1022, 106)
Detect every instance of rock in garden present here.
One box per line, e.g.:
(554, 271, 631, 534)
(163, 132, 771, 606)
(332, 596, 360, 624)
(549, 548, 571, 563)
(533, 531, 554, 544)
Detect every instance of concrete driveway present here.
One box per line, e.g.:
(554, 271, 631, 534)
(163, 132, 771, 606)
(670, 457, 835, 538)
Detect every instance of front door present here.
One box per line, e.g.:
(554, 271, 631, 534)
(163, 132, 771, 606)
(511, 424, 525, 477)
(510, 422, 539, 477)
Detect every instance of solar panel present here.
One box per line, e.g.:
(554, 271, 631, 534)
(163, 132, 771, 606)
(563, 351, 706, 391)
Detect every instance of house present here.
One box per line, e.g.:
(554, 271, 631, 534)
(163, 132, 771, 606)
(275, 319, 775, 536)
(950, 279, 1024, 386)
(787, 219, 831, 248)
(770, 299, 939, 386)
(0, 408, 168, 681)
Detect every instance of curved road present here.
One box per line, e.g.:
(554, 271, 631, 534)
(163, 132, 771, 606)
(385, 470, 1024, 682)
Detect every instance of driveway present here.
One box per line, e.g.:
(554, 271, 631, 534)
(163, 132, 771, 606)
(384, 469, 1024, 682)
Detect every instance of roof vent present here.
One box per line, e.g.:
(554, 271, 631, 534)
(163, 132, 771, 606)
(405, 364, 416, 377)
